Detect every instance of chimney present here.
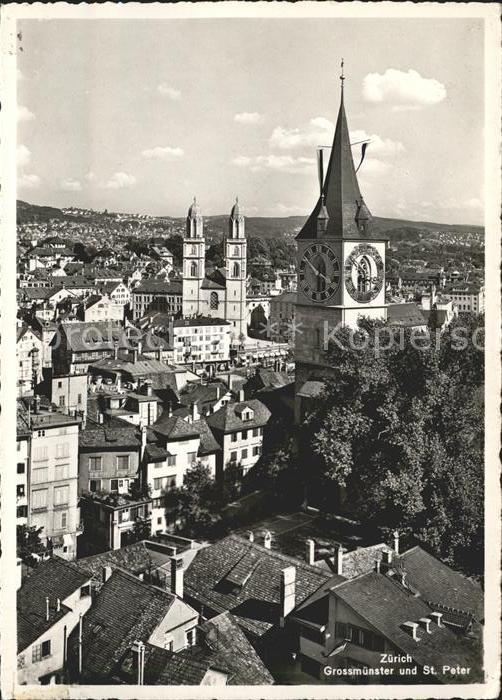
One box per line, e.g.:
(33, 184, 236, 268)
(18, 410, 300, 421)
(306, 539, 315, 566)
(171, 555, 184, 599)
(132, 640, 145, 685)
(279, 566, 296, 627)
(102, 565, 112, 583)
(137, 340, 143, 356)
(157, 348, 162, 361)
(144, 380, 153, 397)
(375, 556, 381, 574)
(403, 621, 420, 641)
(393, 530, 400, 555)
(334, 543, 344, 576)
(167, 401, 173, 418)
(383, 549, 393, 566)
(430, 611, 443, 627)
(190, 401, 199, 422)
(56, 598, 61, 612)
(113, 344, 118, 360)
(132, 348, 138, 363)
(116, 373, 121, 391)
(238, 389, 245, 402)
(248, 531, 254, 543)
(227, 372, 232, 390)
(400, 571, 407, 587)
(34, 395, 41, 414)
(97, 412, 104, 425)
(45, 596, 50, 621)
(215, 385, 220, 400)
(140, 424, 147, 458)
(263, 531, 272, 549)
(419, 617, 432, 633)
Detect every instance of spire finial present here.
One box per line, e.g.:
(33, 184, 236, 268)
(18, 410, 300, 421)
(340, 58, 345, 95)
(193, 196, 197, 204)
(235, 196, 239, 204)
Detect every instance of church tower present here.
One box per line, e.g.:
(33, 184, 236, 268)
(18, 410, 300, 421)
(182, 197, 205, 317)
(294, 65, 387, 417)
(225, 198, 247, 342)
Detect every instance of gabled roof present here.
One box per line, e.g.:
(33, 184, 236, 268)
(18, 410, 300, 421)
(191, 418, 220, 455)
(78, 542, 156, 578)
(330, 571, 481, 674)
(398, 546, 484, 622)
(79, 421, 141, 450)
(178, 612, 274, 685)
(184, 534, 330, 637)
(152, 413, 200, 440)
(18, 557, 93, 652)
(56, 321, 127, 352)
(201, 276, 225, 290)
(296, 88, 373, 241)
(117, 642, 217, 685)
(71, 569, 177, 681)
(132, 279, 182, 295)
(206, 399, 271, 434)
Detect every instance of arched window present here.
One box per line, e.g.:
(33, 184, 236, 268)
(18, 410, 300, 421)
(210, 291, 219, 310)
(233, 246, 240, 257)
(190, 261, 198, 277)
(190, 244, 197, 255)
(232, 262, 240, 278)
(357, 256, 371, 293)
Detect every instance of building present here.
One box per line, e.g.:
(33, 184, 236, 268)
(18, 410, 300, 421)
(442, 283, 485, 314)
(131, 279, 182, 321)
(17, 323, 43, 396)
(52, 321, 128, 375)
(182, 198, 247, 342)
(291, 542, 483, 682)
(100, 280, 131, 307)
(171, 317, 231, 370)
(17, 398, 81, 560)
(206, 398, 271, 480)
(51, 372, 88, 419)
(79, 492, 152, 551)
(78, 417, 142, 496)
(269, 291, 297, 343)
(17, 558, 94, 685)
(78, 294, 124, 323)
(294, 79, 387, 420)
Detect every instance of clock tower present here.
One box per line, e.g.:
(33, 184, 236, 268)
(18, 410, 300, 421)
(295, 70, 387, 419)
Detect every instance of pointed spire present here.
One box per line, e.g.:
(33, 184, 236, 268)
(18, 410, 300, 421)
(297, 71, 372, 241)
(230, 196, 241, 219)
(188, 196, 201, 219)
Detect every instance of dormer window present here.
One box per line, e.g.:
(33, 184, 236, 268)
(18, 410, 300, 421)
(236, 405, 254, 422)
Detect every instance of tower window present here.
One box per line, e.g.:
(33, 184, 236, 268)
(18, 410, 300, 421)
(190, 261, 198, 277)
(233, 246, 239, 257)
(190, 244, 196, 255)
(232, 262, 240, 278)
(210, 292, 219, 310)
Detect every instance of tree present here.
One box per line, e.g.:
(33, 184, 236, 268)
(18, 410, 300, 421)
(302, 314, 484, 575)
(164, 463, 223, 538)
(17, 524, 46, 566)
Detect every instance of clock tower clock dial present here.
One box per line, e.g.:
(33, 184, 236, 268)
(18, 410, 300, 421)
(344, 243, 384, 303)
(299, 243, 340, 302)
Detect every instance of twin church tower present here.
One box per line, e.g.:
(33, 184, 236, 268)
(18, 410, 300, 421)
(182, 197, 247, 340)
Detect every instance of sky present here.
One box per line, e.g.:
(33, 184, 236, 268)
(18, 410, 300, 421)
(17, 18, 484, 224)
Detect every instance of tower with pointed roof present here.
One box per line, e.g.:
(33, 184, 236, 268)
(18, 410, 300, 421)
(182, 197, 205, 316)
(224, 198, 247, 341)
(294, 67, 387, 419)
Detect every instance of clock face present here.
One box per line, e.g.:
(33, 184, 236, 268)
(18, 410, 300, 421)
(299, 243, 340, 302)
(344, 243, 384, 303)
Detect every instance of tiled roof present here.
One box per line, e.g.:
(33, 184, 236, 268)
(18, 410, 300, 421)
(387, 303, 428, 327)
(173, 316, 230, 328)
(117, 643, 214, 685)
(296, 380, 325, 398)
(398, 546, 484, 622)
(79, 421, 141, 449)
(191, 418, 220, 455)
(57, 321, 127, 352)
(184, 534, 330, 637)
(145, 444, 170, 462)
(71, 569, 176, 681)
(178, 381, 229, 411)
(152, 414, 200, 440)
(339, 543, 393, 579)
(78, 542, 154, 578)
(206, 399, 271, 434)
(18, 557, 93, 652)
(331, 571, 481, 673)
(179, 612, 274, 685)
(200, 277, 225, 290)
(133, 279, 182, 294)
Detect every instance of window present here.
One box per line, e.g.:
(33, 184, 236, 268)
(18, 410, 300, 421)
(17, 485, 25, 498)
(231, 432, 238, 443)
(165, 640, 174, 652)
(32, 489, 48, 510)
(335, 622, 385, 652)
(33, 446, 48, 462)
(252, 428, 259, 438)
(89, 456, 102, 472)
(241, 430, 248, 440)
(252, 446, 262, 457)
(32, 640, 51, 663)
(17, 462, 25, 474)
(232, 262, 240, 278)
(77, 393, 82, 405)
(116, 455, 129, 471)
(55, 463, 69, 481)
(110, 479, 119, 492)
(32, 467, 48, 484)
(57, 381, 63, 389)
(230, 451, 238, 463)
(185, 628, 196, 648)
(59, 396, 65, 408)
(59, 511, 68, 529)
(190, 261, 197, 277)
(89, 479, 101, 492)
(210, 291, 219, 310)
(241, 448, 248, 460)
(37, 431, 45, 439)
(17, 505, 28, 518)
(187, 452, 197, 465)
(80, 585, 91, 598)
(56, 443, 69, 459)
(167, 454, 176, 467)
(54, 485, 69, 506)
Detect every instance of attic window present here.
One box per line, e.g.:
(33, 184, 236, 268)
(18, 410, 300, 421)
(221, 549, 260, 594)
(236, 406, 254, 422)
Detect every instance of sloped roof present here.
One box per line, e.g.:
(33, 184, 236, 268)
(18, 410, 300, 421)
(57, 321, 127, 352)
(398, 546, 484, 622)
(18, 557, 93, 652)
(206, 399, 271, 434)
(132, 279, 182, 295)
(331, 571, 481, 674)
(152, 413, 200, 440)
(184, 534, 330, 637)
(297, 90, 374, 241)
(191, 418, 220, 455)
(296, 380, 325, 398)
(179, 612, 274, 685)
(72, 569, 176, 681)
(78, 542, 155, 578)
(387, 303, 428, 328)
(116, 642, 216, 685)
(79, 421, 141, 450)
(201, 276, 225, 290)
